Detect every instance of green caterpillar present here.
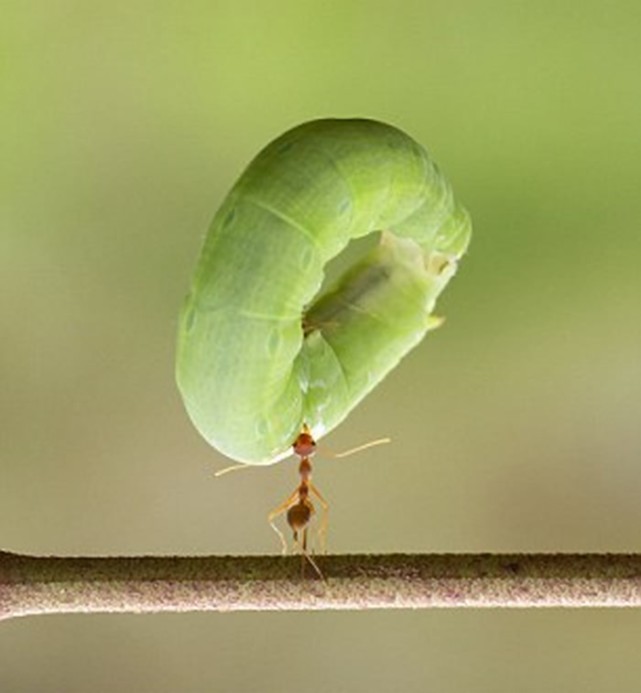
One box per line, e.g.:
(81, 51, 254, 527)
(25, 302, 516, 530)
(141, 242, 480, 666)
(176, 119, 471, 464)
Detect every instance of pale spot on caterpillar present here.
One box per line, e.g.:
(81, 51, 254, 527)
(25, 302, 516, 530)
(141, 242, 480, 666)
(222, 207, 236, 229)
(266, 328, 281, 357)
(184, 307, 196, 332)
(299, 246, 315, 272)
(276, 140, 295, 155)
(256, 418, 270, 438)
(338, 198, 352, 215)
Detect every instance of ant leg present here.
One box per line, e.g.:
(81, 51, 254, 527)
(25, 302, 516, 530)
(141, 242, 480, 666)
(300, 527, 308, 578)
(287, 503, 324, 580)
(299, 525, 325, 580)
(309, 482, 329, 554)
(267, 489, 298, 555)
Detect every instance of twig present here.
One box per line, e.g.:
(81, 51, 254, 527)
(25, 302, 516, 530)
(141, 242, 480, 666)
(2, 552, 641, 620)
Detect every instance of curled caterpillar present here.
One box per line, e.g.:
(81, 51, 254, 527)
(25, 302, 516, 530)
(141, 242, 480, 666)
(176, 119, 471, 464)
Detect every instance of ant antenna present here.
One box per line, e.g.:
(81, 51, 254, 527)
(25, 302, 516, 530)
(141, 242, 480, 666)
(214, 463, 249, 478)
(330, 436, 391, 459)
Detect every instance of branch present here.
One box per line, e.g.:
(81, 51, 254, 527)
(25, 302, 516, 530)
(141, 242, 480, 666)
(2, 552, 641, 620)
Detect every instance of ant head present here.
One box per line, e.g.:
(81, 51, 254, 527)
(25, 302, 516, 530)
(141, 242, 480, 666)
(292, 424, 316, 459)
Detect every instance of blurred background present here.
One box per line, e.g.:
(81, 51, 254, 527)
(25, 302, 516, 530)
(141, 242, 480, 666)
(1, 0, 640, 691)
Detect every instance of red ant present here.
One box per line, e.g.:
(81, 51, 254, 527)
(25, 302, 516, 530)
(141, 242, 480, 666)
(216, 423, 389, 575)
(267, 425, 389, 574)
(268, 424, 329, 560)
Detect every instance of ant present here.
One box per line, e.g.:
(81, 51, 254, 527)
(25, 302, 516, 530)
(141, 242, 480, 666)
(267, 425, 390, 577)
(215, 423, 389, 576)
(268, 424, 329, 561)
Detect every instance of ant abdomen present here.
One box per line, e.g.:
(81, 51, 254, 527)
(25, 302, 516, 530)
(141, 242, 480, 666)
(287, 500, 314, 534)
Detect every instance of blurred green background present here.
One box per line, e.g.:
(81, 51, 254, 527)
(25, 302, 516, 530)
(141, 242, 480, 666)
(1, 0, 640, 691)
